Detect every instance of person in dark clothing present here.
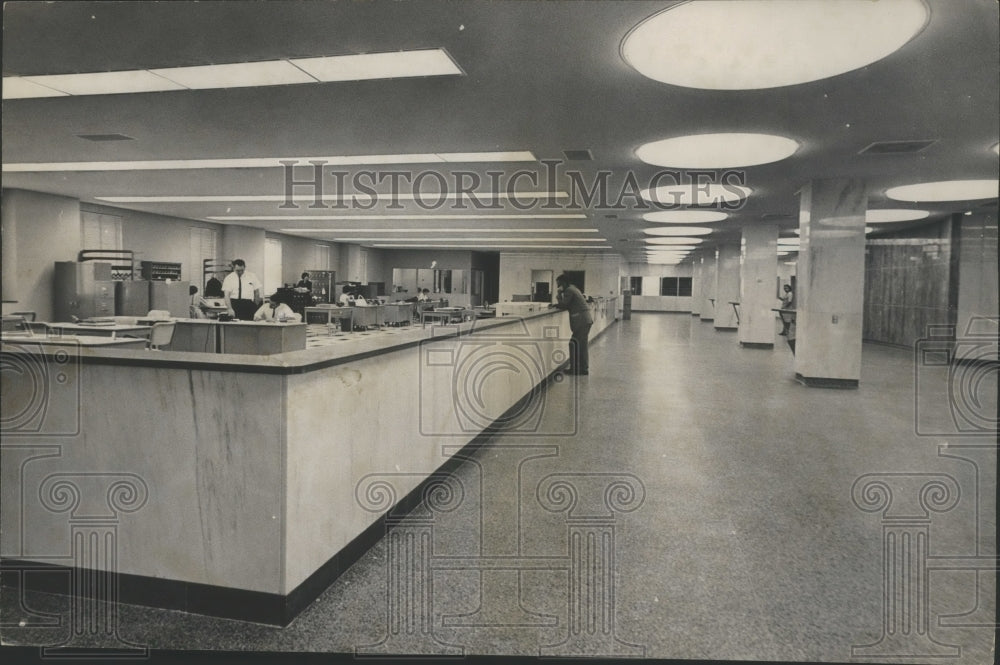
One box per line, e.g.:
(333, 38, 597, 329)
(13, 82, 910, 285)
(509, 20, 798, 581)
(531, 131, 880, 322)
(550, 273, 594, 375)
(297, 272, 313, 291)
(204, 273, 224, 298)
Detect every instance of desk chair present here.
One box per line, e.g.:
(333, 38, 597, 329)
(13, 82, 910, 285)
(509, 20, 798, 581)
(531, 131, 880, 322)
(147, 322, 176, 350)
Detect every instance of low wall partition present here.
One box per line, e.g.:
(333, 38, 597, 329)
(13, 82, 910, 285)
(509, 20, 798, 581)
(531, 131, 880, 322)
(0, 301, 617, 626)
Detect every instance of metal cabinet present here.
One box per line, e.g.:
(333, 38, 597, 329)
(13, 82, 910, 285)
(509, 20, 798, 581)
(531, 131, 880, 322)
(53, 261, 116, 321)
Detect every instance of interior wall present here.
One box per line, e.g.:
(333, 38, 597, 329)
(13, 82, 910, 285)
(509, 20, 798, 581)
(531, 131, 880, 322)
(1, 188, 81, 321)
(84, 203, 222, 284)
(498, 252, 621, 303)
(955, 210, 999, 360)
(863, 218, 955, 347)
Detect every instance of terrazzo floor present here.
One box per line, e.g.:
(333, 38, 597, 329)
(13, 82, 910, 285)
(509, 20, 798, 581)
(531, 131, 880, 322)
(2, 313, 996, 664)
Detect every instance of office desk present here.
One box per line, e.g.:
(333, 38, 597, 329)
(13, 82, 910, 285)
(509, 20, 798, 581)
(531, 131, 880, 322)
(217, 321, 307, 355)
(382, 303, 412, 326)
(304, 306, 354, 331)
(46, 322, 151, 339)
(1, 333, 148, 349)
(420, 308, 473, 326)
(350, 306, 382, 330)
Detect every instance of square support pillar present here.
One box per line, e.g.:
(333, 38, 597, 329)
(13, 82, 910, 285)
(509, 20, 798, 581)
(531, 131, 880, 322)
(700, 253, 717, 322)
(714, 244, 740, 331)
(794, 179, 867, 388)
(738, 223, 778, 348)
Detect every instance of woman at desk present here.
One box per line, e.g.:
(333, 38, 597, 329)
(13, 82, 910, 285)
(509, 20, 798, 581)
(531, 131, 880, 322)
(297, 272, 312, 291)
(254, 293, 302, 322)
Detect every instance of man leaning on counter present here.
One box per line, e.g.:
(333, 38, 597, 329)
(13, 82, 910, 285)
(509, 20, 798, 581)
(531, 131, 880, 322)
(222, 259, 262, 320)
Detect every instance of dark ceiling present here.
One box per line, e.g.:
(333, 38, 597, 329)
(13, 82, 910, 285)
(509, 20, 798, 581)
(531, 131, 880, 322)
(2, 0, 998, 260)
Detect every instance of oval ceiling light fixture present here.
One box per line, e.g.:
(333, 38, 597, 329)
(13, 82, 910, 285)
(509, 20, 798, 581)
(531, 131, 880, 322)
(636, 133, 799, 168)
(643, 226, 714, 237)
(867, 209, 931, 223)
(622, 0, 929, 90)
(640, 183, 752, 206)
(885, 180, 999, 202)
(643, 210, 729, 224)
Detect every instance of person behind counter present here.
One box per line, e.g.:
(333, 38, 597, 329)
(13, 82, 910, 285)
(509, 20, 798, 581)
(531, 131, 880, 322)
(222, 259, 262, 320)
(778, 284, 795, 336)
(549, 273, 593, 376)
(417, 288, 430, 302)
(297, 272, 313, 291)
(204, 273, 224, 298)
(254, 293, 302, 322)
(339, 285, 353, 306)
(189, 285, 208, 319)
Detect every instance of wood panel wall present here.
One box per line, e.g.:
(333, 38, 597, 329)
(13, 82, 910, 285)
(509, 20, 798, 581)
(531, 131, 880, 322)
(863, 218, 957, 347)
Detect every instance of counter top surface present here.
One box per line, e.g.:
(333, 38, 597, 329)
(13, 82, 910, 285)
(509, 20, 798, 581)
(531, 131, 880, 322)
(1, 299, 616, 374)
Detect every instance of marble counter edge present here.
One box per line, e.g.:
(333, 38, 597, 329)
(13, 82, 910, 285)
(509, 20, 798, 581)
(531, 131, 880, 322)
(0, 308, 579, 375)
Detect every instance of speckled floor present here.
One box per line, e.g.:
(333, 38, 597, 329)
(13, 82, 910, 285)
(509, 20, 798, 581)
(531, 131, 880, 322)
(2, 313, 996, 664)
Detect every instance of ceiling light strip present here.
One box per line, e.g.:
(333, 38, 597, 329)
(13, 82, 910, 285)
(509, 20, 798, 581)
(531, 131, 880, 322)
(325, 237, 607, 242)
(371, 244, 613, 249)
(279, 228, 600, 233)
(210, 213, 584, 221)
(7, 151, 537, 172)
(2, 48, 463, 100)
(104, 192, 566, 204)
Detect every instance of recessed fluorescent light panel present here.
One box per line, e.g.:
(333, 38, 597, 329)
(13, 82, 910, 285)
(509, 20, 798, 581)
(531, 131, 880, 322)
(885, 180, 999, 202)
(622, 0, 928, 89)
(2, 77, 70, 99)
(640, 184, 752, 206)
(148, 60, 316, 89)
(9, 151, 537, 173)
(289, 49, 461, 82)
(636, 133, 799, 168)
(645, 238, 703, 246)
(3, 48, 462, 99)
(643, 227, 713, 237)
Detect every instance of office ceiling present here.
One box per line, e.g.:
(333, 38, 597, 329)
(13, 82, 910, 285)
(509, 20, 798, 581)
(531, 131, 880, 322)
(2, 0, 998, 263)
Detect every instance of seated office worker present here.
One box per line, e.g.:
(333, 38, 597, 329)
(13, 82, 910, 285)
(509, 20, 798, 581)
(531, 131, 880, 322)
(254, 293, 301, 322)
(297, 272, 312, 291)
(222, 259, 262, 320)
(189, 285, 207, 319)
(550, 273, 593, 375)
(339, 285, 353, 306)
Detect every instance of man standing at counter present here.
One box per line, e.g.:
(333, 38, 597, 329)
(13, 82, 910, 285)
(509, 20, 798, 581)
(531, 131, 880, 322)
(550, 273, 593, 375)
(223, 259, 262, 320)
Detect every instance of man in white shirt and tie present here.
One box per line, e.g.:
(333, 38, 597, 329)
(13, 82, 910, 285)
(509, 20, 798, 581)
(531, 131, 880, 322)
(222, 258, 262, 320)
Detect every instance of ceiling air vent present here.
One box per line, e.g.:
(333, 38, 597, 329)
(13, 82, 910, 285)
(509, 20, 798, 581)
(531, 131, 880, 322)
(76, 133, 135, 142)
(859, 140, 936, 155)
(562, 149, 593, 161)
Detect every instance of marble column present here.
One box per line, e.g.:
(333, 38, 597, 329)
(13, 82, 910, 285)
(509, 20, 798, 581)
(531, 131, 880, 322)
(738, 223, 778, 348)
(699, 253, 717, 321)
(793, 179, 867, 387)
(713, 243, 740, 331)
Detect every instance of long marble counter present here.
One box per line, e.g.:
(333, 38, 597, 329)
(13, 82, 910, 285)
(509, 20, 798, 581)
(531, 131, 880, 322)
(1, 300, 617, 625)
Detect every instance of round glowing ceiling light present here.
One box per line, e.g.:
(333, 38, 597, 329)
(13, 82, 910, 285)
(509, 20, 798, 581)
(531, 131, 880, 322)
(993, 143, 999, 155)
(643, 226, 714, 236)
(622, 0, 929, 90)
(640, 183, 752, 206)
(643, 210, 729, 224)
(886, 180, 999, 202)
(636, 133, 799, 168)
(867, 209, 931, 223)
